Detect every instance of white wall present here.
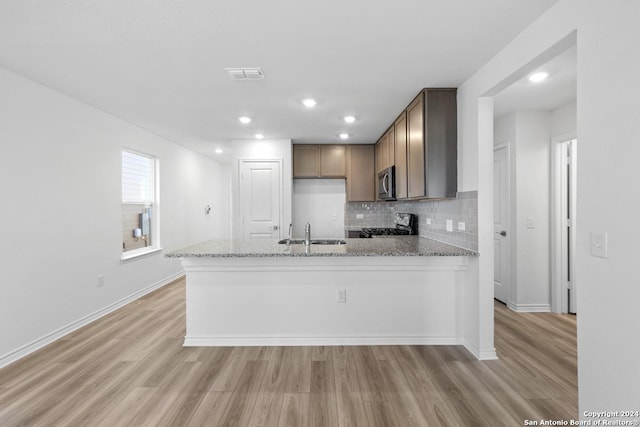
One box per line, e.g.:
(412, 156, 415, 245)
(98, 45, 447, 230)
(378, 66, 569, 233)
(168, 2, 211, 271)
(230, 139, 292, 240)
(0, 66, 230, 367)
(551, 101, 577, 139)
(514, 112, 551, 310)
(460, 0, 640, 414)
(292, 179, 346, 238)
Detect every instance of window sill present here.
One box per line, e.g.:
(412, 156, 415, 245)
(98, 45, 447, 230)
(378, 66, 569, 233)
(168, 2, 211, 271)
(121, 247, 163, 264)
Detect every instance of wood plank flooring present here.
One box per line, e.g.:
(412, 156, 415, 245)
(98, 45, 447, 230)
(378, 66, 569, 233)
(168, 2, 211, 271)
(0, 278, 577, 426)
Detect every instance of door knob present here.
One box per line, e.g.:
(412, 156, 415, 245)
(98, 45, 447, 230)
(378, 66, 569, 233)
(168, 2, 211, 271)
(497, 230, 507, 236)
(273, 225, 279, 231)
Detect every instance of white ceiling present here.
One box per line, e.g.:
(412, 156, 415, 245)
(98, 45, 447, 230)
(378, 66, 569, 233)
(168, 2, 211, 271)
(0, 0, 559, 160)
(494, 45, 577, 117)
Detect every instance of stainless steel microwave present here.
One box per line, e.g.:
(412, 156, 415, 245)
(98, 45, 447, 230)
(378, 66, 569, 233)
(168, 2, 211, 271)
(378, 166, 396, 200)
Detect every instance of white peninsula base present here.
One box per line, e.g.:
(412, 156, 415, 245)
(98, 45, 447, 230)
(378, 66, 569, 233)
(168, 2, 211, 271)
(181, 255, 470, 347)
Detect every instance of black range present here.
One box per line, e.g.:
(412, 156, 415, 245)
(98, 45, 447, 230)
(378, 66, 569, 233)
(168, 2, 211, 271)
(359, 213, 417, 238)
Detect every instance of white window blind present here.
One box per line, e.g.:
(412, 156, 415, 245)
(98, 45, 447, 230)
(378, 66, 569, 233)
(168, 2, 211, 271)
(122, 150, 154, 204)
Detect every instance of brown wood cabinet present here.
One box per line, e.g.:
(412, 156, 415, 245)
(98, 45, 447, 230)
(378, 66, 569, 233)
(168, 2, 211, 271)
(374, 127, 395, 173)
(346, 145, 375, 201)
(319, 145, 346, 177)
(407, 93, 426, 198)
(424, 89, 457, 199)
(394, 112, 408, 199)
(392, 88, 457, 200)
(293, 145, 320, 177)
(293, 144, 346, 178)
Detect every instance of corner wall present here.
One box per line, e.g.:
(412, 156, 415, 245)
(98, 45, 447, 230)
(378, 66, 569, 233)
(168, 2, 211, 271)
(459, 0, 640, 415)
(0, 66, 231, 367)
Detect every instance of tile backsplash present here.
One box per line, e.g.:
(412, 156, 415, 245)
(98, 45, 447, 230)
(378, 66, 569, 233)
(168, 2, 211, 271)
(345, 191, 478, 251)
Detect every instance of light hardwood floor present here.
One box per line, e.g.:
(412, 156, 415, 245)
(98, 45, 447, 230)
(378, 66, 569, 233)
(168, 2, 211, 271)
(0, 278, 577, 426)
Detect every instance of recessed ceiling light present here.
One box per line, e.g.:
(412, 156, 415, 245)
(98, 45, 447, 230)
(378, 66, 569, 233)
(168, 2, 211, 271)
(344, 116, 356, 123)
(239, 116, 252, 124)
(215, 148, 223, 154)
(529, 72, 548, 83)
(302, 98, 317, 108)
(339, 133, 350, 140)
(255, 133, 264, 139)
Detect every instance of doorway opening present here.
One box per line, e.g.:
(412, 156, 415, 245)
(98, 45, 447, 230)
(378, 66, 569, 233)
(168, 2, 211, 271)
(553, 138, 577, 313)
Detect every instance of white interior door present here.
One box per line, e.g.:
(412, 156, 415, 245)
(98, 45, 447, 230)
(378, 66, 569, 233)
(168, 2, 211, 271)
(493, 145, 510, 304)
(240, 160, 282, 240)
(560, 140, 578, 313)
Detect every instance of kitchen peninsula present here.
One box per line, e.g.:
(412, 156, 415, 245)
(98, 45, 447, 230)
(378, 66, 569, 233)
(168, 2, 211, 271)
(166, 237, 477, 348)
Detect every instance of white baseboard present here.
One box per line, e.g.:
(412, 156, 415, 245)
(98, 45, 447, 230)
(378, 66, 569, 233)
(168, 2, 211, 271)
(507, 302, 552, 313)
(184, 335, 464, 347)
(0, 272, 184, 369)
(463, 340, 498, 360)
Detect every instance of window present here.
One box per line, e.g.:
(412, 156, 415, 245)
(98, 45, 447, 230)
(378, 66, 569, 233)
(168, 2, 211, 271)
(121, 149, 159, 259)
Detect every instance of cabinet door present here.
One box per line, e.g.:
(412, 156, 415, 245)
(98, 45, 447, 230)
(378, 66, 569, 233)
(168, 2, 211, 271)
(407, 93, 425, 198)
(385, 127, 395, 169)
(394, 112, 408, 199)
(375, 135, 385, 173)
(425, 89, 457, 199)
(293, 145, 319, 177)
(319, 145, 346, 177)
(346, 145, 375, 201)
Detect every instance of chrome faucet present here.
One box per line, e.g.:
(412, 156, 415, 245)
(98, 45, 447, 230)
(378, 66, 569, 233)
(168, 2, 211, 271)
(304, 222, 311, 246)
(287, 223, 293, 246)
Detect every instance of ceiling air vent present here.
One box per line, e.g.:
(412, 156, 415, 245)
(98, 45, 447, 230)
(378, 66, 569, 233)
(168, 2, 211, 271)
(224, 67, 265, 80)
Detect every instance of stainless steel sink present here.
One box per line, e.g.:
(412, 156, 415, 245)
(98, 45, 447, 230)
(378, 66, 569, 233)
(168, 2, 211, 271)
(310, 239, 346, 245)
(278, 239, 305, 244)
(278, 239, 346, 245)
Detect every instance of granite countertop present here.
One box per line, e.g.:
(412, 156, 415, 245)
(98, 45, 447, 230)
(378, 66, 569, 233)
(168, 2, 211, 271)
(165, 236, 477, 258)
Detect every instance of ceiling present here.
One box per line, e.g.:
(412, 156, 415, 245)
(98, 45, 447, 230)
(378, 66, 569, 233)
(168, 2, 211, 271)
(0, 0, 559, 161)
(493, 45, 577, 117)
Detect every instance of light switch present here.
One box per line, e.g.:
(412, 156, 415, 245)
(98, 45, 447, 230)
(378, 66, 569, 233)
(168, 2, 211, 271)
(446, 219, 453, 232)
(590, 232, 608, 258)
(527, 217, 535, 229)
(458, 222, 466, 231)
(426, 218, 432, 225)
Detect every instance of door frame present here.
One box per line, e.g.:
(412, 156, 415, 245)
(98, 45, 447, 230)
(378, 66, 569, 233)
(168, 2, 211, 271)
(238, 158, 284, 240)
(551, 134, 577, 313)
(493, 141, 512, 307)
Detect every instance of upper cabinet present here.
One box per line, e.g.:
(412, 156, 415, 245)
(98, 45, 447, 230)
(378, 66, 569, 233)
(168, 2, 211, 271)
(394, 112, 408, 199)
(293, 144, 346, 178)
(374, 127, 395, 173)
(346, 145, 375, 202)
(380, 88, 457, 200)
(319, 145, 347, 177)
(423, 89, 457, 199)
(293, 143, 374, 202)
(407, 93, 426, 198)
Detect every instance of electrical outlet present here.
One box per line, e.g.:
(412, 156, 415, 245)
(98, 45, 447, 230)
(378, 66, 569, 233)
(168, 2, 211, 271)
(337, 288, 347, 303)
(458, 222, 466, 231)
(97, 275, 105, 287)
(332, 213, 337, 221)
(527, 217, 535, 229)
(446, 219, 453, 232)
(356, 214, 364, 219)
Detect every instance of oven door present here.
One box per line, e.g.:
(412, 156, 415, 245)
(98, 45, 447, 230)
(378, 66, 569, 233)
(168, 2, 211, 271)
(378, 166, 396, 200)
